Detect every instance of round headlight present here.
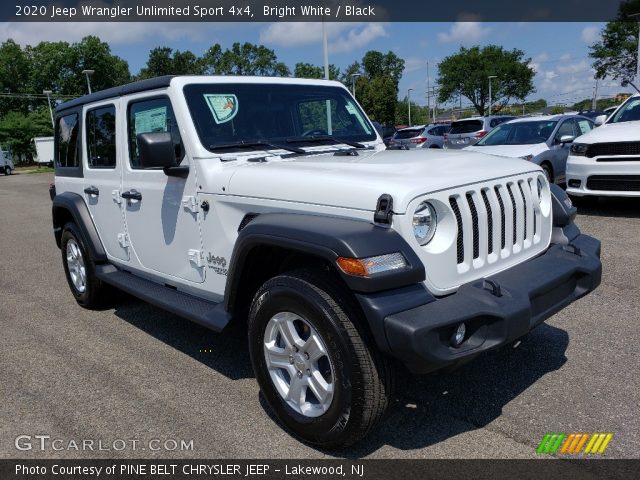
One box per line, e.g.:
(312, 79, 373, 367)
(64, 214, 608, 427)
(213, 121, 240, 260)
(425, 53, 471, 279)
(413, 201, 437, 245)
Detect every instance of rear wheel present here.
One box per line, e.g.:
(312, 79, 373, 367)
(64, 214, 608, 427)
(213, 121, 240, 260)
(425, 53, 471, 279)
(61, 222, 108, 308)
(4, 166, 11, 176)
(248, 269, 393, 448)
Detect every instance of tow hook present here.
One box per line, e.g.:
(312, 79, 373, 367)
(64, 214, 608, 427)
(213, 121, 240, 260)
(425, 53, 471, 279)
(482, 279, 502, 297)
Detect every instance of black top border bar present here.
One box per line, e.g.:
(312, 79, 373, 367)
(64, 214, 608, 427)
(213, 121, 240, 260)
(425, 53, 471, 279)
(2, 0, 630, 22)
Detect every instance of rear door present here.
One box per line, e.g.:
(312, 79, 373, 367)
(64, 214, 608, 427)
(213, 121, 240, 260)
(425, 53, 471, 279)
(82, 101, 129, 262)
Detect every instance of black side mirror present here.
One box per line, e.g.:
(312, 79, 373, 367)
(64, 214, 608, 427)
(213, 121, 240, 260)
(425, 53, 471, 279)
(137, 132, 177, 169)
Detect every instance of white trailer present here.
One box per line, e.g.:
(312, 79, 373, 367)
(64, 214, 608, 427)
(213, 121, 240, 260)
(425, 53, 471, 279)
(33, 136, 54, 165)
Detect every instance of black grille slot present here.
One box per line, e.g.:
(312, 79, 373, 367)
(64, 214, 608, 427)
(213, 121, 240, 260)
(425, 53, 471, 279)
(586, 175, 640, 191)
(517, 181, 528, 240)
(481, 189, 493, 254)
(596, 157, 640, 162)
(466, 193, 480, 259)
(495, 186, 506, 250)
(586, 142, 640, 158)
(507, 184, 517, 245)
(450, 197, 464, 264)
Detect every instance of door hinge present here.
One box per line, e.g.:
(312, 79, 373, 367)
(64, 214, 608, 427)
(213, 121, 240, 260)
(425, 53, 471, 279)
(182, 196, 199, 213)
(117, 233, 130, 248)
(188, 249, 205, 268)
(112, 190, 122, 204)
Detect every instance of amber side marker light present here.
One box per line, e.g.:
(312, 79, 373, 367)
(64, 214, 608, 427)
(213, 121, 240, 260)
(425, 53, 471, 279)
(336, 253, 407, 277)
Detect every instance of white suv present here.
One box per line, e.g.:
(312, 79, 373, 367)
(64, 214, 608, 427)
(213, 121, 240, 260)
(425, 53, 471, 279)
(567, 94, 640, 200)
(50, 76, 601, 447)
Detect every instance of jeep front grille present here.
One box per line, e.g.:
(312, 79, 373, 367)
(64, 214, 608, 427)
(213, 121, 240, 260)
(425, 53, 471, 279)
(449, 178, 542, 266)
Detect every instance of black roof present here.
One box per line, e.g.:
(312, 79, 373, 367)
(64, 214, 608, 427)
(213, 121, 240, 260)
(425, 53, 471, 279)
(55, 75, 174, 113)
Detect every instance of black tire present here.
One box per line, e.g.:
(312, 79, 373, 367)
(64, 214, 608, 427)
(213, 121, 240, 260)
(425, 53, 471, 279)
(60, 222, 108, 309)
(4, 166, 10, 176)
(248, 269, 394, 448)
(541, 163, 553, 183)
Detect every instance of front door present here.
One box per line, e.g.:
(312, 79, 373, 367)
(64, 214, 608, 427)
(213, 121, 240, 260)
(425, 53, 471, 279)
(83, 101, 129, 262)
(121, 95, 205, 284)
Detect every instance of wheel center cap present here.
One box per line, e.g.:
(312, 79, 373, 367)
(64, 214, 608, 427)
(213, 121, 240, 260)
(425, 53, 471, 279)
(293, 354, 306, 372)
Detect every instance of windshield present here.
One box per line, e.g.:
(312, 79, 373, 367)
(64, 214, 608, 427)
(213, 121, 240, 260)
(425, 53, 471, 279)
(609, 96, 640, 123)
(476, 120, 558, 146)
(183, 83, 377, 152)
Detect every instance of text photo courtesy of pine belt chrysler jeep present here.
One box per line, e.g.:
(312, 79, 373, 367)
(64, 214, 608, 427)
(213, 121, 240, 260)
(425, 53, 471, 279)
(50, 76, 602, 448)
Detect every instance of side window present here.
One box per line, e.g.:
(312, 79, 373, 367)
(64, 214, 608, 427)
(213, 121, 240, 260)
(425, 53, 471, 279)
(86, 105, 116, 169)
(128, 97, 183, 169)
(576, 119, 594, 136)
(556, 120, 576, 141)
(55, 113, 80, 168)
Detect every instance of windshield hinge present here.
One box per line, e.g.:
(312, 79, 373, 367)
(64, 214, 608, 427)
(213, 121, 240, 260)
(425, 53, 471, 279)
(374, 194, 394, 224)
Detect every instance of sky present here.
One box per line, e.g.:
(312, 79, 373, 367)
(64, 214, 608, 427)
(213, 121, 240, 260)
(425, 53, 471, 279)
(0, 21, 633, 108)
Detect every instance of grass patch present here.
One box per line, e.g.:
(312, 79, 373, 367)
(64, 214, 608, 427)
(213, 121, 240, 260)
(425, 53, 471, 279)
(20, 166, 55, 174)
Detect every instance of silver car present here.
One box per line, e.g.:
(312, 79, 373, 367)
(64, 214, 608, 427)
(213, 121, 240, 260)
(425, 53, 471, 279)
(389, 124, 450, 149)
(465, 115, 595, 184)
(444, 115, 515, 149)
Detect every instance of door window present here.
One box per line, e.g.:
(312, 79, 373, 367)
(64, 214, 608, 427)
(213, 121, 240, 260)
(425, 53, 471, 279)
(127, 97, 184, 168)
(555, 120, 576, 142)
(86, 105, 116, 169)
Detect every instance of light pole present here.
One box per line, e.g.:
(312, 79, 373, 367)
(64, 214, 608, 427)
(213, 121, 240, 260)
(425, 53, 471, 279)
(43, 90, 54, 128)
(488, 75, 497, 116)
(351, 73, 361, 99)
(81, 69, 94, 94)
(407, 88, 413, 126)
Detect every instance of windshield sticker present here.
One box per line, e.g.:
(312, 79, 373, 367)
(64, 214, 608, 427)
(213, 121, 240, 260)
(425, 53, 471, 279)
(204, 94, 238, 124)
(134, 107, 167, 134)
(577, 120, 591, 135)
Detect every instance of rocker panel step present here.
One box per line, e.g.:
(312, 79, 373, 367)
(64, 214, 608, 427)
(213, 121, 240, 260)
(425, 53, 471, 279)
(96, 265, 230, 332)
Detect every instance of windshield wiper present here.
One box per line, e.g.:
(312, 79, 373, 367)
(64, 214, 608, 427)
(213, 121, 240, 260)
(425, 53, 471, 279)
(209, 140, 305, 154)
(286, 135, 366, 149)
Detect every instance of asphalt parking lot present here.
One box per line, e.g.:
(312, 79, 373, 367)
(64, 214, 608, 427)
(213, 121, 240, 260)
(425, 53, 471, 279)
(1, 173, 638, 459)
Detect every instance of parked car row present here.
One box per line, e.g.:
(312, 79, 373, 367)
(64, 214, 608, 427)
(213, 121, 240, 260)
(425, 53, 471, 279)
(389, 97, 640, 200)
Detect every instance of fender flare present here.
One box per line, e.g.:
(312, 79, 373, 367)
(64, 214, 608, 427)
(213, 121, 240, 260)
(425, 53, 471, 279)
(224, 213, 425, 312)
(52, 192, 107, 262)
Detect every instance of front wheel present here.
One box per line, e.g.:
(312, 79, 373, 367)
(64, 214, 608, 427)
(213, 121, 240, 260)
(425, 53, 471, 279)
(248, 270, 393, 448)
(4, 166, 11, 176)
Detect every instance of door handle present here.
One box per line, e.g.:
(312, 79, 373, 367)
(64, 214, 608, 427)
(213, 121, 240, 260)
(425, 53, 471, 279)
(121, 190, 142, 201)
(84, 186, 99, 196)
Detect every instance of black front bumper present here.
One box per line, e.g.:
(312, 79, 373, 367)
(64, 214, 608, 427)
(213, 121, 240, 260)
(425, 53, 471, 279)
(378, 233, 601, 373)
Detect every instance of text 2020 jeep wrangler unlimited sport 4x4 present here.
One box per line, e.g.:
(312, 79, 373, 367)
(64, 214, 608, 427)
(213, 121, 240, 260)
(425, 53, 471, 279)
(50, 76, 601, 447)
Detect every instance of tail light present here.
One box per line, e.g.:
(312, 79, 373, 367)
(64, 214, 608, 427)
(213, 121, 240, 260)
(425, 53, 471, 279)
(475, 130, 488, 139)
(410, 138, 427, 144)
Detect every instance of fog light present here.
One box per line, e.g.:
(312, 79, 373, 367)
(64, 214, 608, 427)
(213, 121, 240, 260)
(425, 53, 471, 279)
(451, 323, 466, 347)
(568, 179, 581, 188)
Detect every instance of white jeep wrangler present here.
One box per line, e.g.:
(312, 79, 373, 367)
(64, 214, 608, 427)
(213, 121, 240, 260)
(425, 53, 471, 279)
(50, 76, 601, 447)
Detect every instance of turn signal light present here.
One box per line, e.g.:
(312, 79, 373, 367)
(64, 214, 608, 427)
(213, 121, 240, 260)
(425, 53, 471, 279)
(336, 253, 407, 277)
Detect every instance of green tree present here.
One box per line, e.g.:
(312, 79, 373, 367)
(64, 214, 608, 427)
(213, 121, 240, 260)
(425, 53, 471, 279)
(0, 39, 31, 116)
(293, 62, 340, 80)
(202, 42, 289, 76)
(358, 76, 397, 124)
(589, 0, 640, 82)
(0, 107, 52, 163)
(26, 36, 130, 97)
(138, 47, 204, 79)
(361, 51, 405, 88)
(438, 45, 535, 116)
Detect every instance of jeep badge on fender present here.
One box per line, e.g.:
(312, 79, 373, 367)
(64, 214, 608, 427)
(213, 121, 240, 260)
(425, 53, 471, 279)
(50, 75, 602, 447)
